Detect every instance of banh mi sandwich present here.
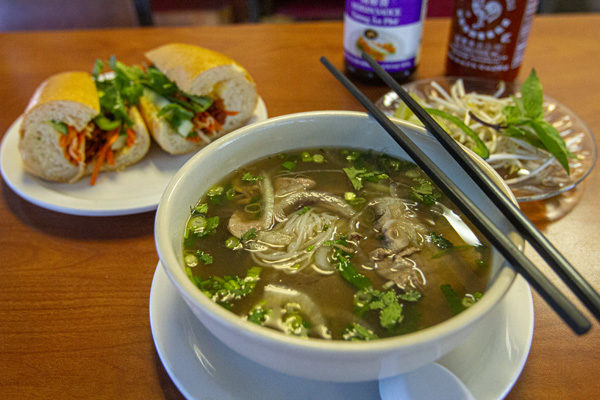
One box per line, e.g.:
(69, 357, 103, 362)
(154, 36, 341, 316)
(138, 43, 258, 154)
(19, 71, 150, 185)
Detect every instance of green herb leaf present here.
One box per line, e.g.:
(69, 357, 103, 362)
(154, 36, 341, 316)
(191, 203, 209, 216)
(342, 322, 378, 341)
(520, 69, 544, 120)
(428, 232, 454, 249)
(247, 301, 270, 325)
(410, 178, 442, 205)
(333, 248, 371, 290)
(193, 266, 262, 309)
(241, 172, 263, 183)
(353, 287, 404, 329)
(282, 160, 296, 171)
(525, 120, 570, 175)
(398, 289, 423, 302)
(425, 108, 490, 159)
(343, 167, 388, 191)
(440, 284, 465, 315)
(195, 250, 213, 265)
(241, 228, 257, 241)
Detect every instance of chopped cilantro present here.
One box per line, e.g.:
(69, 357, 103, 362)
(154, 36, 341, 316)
(282, 305, 310, 337)
(398, 289, 423, 302)
(429, 232, 453, 249)
(195, 250, 213, 265)
(247, 301, 271, 325)
(241, 172, 263, 183)
(410, 177, 442, 205)
(241, 228, 257, 241)
(342, 322, 378, 341)
(332, 247, 371, 290)
(440, 284, 465, 315)
(184, 215, 219, 247)
(343, 167, 388, 191)
(191, 266, 262, 309)
(353, 287, 404, 329)
(282, 160, 296, 171)
(191, 203, 209, 216)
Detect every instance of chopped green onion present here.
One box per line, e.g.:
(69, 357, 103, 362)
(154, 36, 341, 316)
(312, 154, 325, 163)
(225, 236, 241, 249)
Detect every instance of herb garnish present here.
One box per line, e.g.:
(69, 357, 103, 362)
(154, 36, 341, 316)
(428, 232, 454, 249)
(343, 166, 388, 191)
(247, 301, 271, 325)
(354, 287, 404, 329)
(188, 266, 262, 309)
(241, 172, 263, 183)
(440, 284, 483, 315)
(500, 69, 570, 174)
(342, 322, 379, 341)
(410, 177, 442, 205)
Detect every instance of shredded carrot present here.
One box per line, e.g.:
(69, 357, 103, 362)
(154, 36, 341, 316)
(89, 148, 105, 186)
(89, 130, 119, 186)
(126, 128, 136, 147)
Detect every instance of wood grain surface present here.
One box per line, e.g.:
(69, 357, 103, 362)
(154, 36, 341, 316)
(1, 15, 598, 399)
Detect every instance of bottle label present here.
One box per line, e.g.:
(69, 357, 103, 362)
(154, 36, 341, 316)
(344, 0, 427, 73)
(447, 0, 538, 75)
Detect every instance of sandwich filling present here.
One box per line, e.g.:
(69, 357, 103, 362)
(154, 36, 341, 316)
(144, 85, 238, 144)
(51, 119, 136, 185)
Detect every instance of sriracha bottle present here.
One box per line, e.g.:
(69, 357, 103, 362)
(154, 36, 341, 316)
(445, 0, 539, 81)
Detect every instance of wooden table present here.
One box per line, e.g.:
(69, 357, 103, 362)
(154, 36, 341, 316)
(1, 15, 598, 399)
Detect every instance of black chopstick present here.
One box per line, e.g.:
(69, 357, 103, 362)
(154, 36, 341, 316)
(320, 56, 591, 335)
(360, 51, 600, 323)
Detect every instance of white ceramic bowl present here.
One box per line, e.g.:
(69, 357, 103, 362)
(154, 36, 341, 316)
(155, 111, 522, 382)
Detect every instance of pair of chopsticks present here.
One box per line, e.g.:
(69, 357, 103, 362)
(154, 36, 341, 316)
(320, 53, 599, 335)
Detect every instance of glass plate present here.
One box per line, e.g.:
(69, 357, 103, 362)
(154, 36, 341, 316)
(375, 77, 597, 202)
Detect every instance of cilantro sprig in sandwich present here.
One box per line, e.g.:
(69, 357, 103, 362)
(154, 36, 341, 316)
(19, 69, 150, 185)
(138, 43, 258, 154)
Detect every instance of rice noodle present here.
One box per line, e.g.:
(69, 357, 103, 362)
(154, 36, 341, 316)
(249, 209, 339, 273)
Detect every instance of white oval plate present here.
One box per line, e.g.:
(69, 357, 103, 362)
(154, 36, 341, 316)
(149, 263, 533, 400)
(0, 97, 267, 216)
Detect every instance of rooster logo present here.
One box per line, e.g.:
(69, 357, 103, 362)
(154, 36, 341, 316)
(472, 0, 503, 29)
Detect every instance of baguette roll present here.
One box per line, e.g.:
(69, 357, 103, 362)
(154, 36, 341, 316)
(19, 71, 150, 184)
(140, 43, 258, 154)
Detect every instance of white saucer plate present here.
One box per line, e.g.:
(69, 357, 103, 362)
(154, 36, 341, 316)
(0, 98, 267, 216)
(149, 263, 533, 400)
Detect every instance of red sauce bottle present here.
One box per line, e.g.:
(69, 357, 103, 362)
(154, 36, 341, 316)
(445, 0, 539, 81)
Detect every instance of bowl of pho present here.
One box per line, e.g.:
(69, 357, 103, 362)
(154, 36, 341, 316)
(155, 111, 523, 382)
